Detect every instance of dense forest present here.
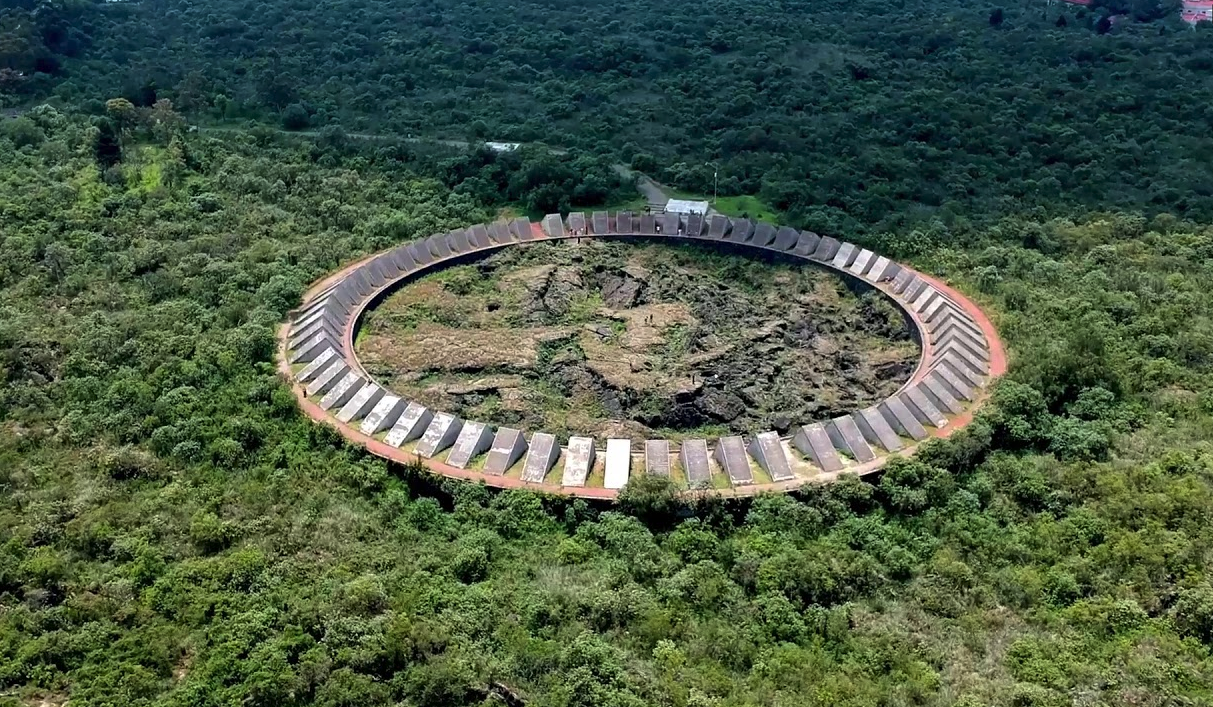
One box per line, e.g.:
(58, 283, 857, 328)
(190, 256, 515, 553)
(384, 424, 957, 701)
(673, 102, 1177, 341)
(7, 0, 1213, 233)
(3, 102, 1213, 707)
(2, 0, 1213, 705)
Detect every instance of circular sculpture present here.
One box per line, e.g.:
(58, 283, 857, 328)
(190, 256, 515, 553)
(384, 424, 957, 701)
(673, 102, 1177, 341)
(278, 210, 1006, 498)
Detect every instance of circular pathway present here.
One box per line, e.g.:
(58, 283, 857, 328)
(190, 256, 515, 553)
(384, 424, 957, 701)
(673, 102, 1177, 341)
(277, 211, 1005, 499)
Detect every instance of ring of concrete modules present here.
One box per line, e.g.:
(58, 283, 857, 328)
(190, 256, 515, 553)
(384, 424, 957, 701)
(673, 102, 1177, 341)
(278, 211, 1006, 499)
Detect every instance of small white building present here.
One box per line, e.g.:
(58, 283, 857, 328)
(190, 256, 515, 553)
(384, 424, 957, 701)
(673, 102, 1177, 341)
(485, 141, 521, 153)
(665, 199, 710, 215)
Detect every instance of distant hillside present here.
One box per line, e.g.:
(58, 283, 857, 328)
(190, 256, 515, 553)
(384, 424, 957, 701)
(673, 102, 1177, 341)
(6, 0, 1213, 233)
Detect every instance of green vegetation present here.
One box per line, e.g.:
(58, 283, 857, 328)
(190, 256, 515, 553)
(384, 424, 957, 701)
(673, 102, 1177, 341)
(1, 0, 1213, 705)
(710, 195, 780, 223)
(5, 0, 1211, 234)
(3, 107, 1213, 703)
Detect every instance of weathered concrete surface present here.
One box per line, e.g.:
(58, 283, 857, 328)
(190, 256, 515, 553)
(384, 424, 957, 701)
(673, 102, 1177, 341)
(939, 355, 985, 387)
(522, 432, 559, 482)
(727, 218, 754, 243)
(290, 333, 336, 364)
(849, 249, 874, 276)
(794, 231, 821, 256)
(827, 415, 875, 462)
(901, 387, 948, 427)
(854, 407, 902, 452)
(484, 427, 527, 475)
(562, 436, 596, 487)
(793, 423, 843, 472)
(415, 412, 463, 458)
(865, 256, 894, 282)
(468, 224, 491, 248)
(306, 360, 351, 397)
(542, 213, 566, 238)
(510, 218, 535, 241)
(320, 372, 365, 411)
(446, 421, 493, 468)
(296, 347, 340, 384)
(748, 431, 794, 482)
(566, 212, 587, 235)
(385, 402, 434, 448)
(715, 435, 753, 485)
(289, 319, 340, 350)
(812, 236, 841, 261)
(361, 395, 406, 435)
(645, 439, 671, 476)
(934, 340, 990, 375)
(921, 376, 963, 414)
(489, 221, 513, 244)
(930, 366, 975, 402)
(832, 242, 859, 269)
(879, 397, 928, 441)
(685, 212, 705, 237)
(336, 383, 385, 423)
(680, 439, 712, 487)
(774, 227, 800, 250)
(752, 222, 777, 247)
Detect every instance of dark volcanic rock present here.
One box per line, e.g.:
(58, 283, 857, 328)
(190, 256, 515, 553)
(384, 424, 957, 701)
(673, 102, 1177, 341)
(695, 390, 746, 421)
(768, 414, 792, 433)
(602, 390, 625, 416)
(875, 360, 913, 380)
(542, 267, 583, 317)
(601, 274, 643, 308)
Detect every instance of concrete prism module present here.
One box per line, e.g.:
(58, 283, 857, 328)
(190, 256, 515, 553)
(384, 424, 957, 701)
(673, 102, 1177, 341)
(827, 415, 876, 462)
(336, 383, 385, 423)
(853, 407, 902, 452)
(319, 372, 364, 411)
(281, 213, 1004, 500)
(360, 395, 406, 435)
(793, 423, 843, 472)
(484, 427, 527, 475)
(306, 360, 350, 397)
(748, 432, 794, 482)
(680, 439, 712, 487)
(644, 440, 671, 476)
(415, 412, 463, 458)
(562, 436, 596, 487)
(445, 421, 493, 468)
(794, 231, 821, 256)
(879, 397, 928, 440)
(747, 434, 795, 485)
(522, 432, 560, 482)
(384, 402, 434, 448)
(604, 439, 631, 490)
(296, 347, 340, 384)
(290, 333, 335, 364)
(812, 236, 841, 261)
(714, 436, 753, 485)
(901, 388, 948, 429)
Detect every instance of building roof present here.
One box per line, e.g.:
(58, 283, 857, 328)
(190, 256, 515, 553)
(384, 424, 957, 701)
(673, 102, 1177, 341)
(665, 199, 710, 215)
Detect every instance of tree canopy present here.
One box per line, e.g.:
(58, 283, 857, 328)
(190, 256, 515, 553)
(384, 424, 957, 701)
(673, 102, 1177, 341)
(2, 0, 1213, 705)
